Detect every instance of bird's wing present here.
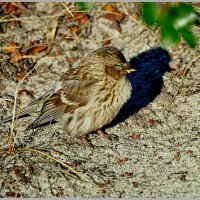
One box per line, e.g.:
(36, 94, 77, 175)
(25, 74, 99, 131)
(2, 86, 58, 123)
(25, 92, 67, 130)
(3, 68, 76, 123)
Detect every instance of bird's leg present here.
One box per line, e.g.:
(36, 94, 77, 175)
(97, 130, 119, 143)
(97, 130, 111, 140)
(97, 129, 113, 142)
(80, 135, 93, 147)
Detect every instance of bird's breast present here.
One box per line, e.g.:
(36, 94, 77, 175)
(59, 77, 132, 137)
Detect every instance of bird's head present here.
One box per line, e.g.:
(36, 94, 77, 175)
(101, 46, 136, 80)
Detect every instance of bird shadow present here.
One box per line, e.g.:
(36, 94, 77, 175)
(104, 47, 171, 129)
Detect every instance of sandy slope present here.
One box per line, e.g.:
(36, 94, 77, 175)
(0, 2, 200, 197)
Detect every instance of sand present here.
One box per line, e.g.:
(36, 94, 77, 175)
(0, 2, 200, 198)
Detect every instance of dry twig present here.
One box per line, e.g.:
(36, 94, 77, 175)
(8, 63, 39, 155)
(17, 147, 102, 189)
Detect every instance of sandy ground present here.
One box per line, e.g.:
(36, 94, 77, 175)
(0, 2, 200, 198)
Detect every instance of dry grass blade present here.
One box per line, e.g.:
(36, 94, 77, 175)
(22, 55, 42, 59)
(0, 11, 67, 23)
(17, 147, 101, 188)
(12, 2, 26, 10)
(60, 2, 74, 18)
(12, 108, 25, 151)
(0, 98, 13, 103)
(8, 63, 39, 155)
(45, 19, 58, 55)
(51, 19, 58, 44)
(0, 9, 130, 24)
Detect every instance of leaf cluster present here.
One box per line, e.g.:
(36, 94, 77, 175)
(140, 3, 198, 48)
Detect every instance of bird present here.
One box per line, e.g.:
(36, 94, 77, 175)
(5, 46, 136, 138)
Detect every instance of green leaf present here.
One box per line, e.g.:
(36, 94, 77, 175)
(76, 2, 92, 11)
(140, 3, 158, 27)
(171, 3, 197, 31)
(139, 2, 197, 49)
(181, 30, 197, 48)
(161, 25, 180, 49)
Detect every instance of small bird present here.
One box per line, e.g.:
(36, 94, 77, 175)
(6, 46, 136, 138)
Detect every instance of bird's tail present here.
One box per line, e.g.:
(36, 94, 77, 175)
(2, 90, 53, 123)
(24, 104, 67, 131)
(2, 95, 49, 126)
(2, 81, 62, 125)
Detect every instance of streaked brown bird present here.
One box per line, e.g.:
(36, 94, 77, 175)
(6, 46, 136, 138)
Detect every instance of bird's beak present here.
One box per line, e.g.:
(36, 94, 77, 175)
(125, 68, 137, 74)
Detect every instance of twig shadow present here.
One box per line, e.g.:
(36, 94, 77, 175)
(105, 47, 171, 129)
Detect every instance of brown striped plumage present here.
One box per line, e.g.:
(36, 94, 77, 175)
(15, 47, 136, 137)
